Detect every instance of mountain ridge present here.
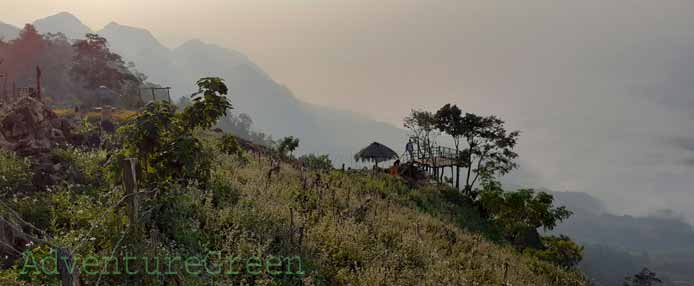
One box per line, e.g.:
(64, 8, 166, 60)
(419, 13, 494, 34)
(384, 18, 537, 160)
(33, 12, 92, 39)
(0, 21, 19, 40)
(27, 12, 407, 163)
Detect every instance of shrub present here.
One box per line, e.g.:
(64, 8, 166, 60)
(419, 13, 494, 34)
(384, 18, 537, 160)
(0, 150, 32, 197)
(298, 153, 333, 171)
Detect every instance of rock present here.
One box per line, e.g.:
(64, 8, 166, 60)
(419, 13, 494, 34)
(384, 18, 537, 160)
(0, 96, 77, 156)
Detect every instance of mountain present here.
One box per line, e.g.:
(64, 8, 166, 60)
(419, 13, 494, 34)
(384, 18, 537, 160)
(33, 12, 92, 39)
(551, 191, 694, 286)
(97, 22, 180, 87)
(0, 21, 19, 40)
(42, 14, 406, 163)
(170, 38, 406, 158)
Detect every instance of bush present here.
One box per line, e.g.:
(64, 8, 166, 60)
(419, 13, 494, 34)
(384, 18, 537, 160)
(525, 235, 584, 269)
(0, 150, 32, 197)
(298, 153, 333, 171)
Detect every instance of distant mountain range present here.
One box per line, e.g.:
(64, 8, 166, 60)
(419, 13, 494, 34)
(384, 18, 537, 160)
(1, 12, 406, 162)
(550, 191, 694, 286)
(0, 21, 19, 40)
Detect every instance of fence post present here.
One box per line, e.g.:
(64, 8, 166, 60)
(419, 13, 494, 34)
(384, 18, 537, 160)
(58, 248, 79, 286)
(121, 158, 139, 224)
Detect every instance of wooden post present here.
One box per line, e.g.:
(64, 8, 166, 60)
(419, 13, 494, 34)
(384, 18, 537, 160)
(58, 248, 79, 286)
(121, 158, 139, 224)
(35, 66, 41, 100)
(289, 208, 295, 246)
(503, 262, 509, 285)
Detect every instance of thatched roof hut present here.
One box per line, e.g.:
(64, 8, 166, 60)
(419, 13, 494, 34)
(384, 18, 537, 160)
(354, 142, 398, 166)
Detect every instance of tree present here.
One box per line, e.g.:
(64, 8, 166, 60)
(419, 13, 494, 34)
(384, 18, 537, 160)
(277, 136, 300, 158)
(478, 180, 572, 250)
(299, 154, 333, 171)
(435, 104, 465, 189)
(525, 235, 584, 269)
(624, 268, 663, 286)
(119, 77, 232, 186)
(458, 113, 519, 195)
(71, 33, 139, 93)
(404, 109, 439, 176)
(180, 77, 233, 129)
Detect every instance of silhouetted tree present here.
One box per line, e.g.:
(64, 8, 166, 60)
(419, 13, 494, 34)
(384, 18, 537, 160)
(478, 180, 572, 250)
(435, 104, 465, 188)
(71, 33, 139, 93)
(458, 113, 519, 195)
(404, 109, 439, 174)
(525, 235, 584, 269)
(624, 268, 662, 286)
(277, 136, 300, 158)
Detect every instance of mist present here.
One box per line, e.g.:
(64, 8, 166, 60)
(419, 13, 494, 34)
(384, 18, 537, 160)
(3, 0, 694, 219)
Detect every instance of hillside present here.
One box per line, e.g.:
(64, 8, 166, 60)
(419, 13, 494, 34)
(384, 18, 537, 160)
(0, 76, 590, 285)
(0, 21, 19, 40)
(0, 134, 586, 286)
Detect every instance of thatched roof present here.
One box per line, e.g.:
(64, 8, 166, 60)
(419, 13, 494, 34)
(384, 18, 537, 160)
(354, 142, 398, 163)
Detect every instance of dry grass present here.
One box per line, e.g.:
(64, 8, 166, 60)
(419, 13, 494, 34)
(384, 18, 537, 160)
(208, 151, 589, 286)
(52, 108, 139, 121)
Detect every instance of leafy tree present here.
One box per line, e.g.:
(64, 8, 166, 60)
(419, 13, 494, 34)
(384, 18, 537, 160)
(299, 153, 333, 171)
(118, 77, 232, 185)
(277, 136, 300, 158)
(458, 112, 519, 195)
(434, 104, 465, 189)
(71, 33, 139, 94)
(218, 134, 242, 157)
(624, 268, 663, 286)
(478, 180, 572, 250)
(180, 77, 232, 130)
(404, 110, 438, 157)
(525, 235, 584, 269)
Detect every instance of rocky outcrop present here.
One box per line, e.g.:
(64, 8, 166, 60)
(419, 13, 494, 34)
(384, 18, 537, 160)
(0, 96, 77, 156)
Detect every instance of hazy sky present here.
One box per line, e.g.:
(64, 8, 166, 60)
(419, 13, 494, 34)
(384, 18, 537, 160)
(3, 0, 694, 219)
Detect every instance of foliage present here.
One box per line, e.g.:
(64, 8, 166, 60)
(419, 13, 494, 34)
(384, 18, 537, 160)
(118, 77, 231, 186)
(0, 150, 32, 198)
(624, 268, 663, 286)
(218, 134, 242, 156)
(434, 104, 465, 188)
(406, 104, 520, 194)
(299, 153, 333, 171)
(71, 33, 139, 91)
(0, 139, 587, 286)
(215, 112, 275, 146)
(180, 77, 233, 130)
(0, 25, 144, 107)
(525, 235, 584, 269)
(277, 136, 300, 158)
(478, 180, 572, 250)
(403, 109, 438, 159)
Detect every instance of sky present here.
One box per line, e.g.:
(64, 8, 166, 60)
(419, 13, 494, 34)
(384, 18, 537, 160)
(2, 0, 694, 219)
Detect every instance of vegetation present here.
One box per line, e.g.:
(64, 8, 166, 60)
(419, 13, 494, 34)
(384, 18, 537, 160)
(0, 72, 587, 285)
(277, 136, 300, 158)
(298, 153, 333, 171)
(431, 104, 520, 195)
(0, 24, 145, 108)
(215, 112, 275, 146)
(624, 268, 663, 286)
(0, 150, 32, 197)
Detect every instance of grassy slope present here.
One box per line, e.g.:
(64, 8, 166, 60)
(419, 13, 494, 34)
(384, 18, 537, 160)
(0, 135, 587, 286)
(208, 139, 587, 285)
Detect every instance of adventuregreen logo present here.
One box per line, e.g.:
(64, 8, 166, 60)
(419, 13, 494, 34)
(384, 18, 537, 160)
(20, 249, 304, 278)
